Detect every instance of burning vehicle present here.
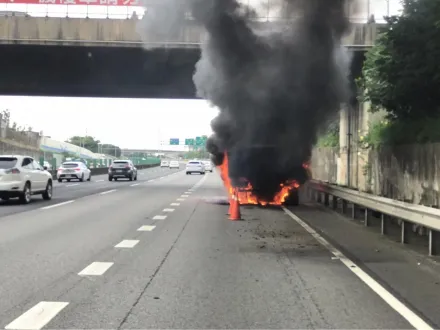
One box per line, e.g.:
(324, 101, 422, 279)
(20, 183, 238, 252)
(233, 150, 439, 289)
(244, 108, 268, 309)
(138, 0, 351, 210)
(215, 146, 311, 207)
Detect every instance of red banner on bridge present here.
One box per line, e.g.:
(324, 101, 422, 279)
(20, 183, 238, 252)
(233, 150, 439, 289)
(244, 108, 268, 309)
(0, 0, 140, 5)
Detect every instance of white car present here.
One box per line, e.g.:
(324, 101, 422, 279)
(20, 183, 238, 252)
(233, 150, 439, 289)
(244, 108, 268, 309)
(169, 160, 180, 169)
(0, 155, 53, 204)
(203, 161, 213, 172)
(186, 160, 205, 175)
(160, 160, 169, 168)
(57, 161, 91, 182)
(43, 161, 53, 171)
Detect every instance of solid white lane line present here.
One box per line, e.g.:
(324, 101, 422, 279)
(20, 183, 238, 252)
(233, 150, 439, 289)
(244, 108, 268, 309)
(78, 262, 113, 276)
(282, 207, 433, 330)
(100, 189, 116, 195)
(137, 225, 156, 231)
(40, 200, 75, 210)
(170, 203, 180, 206)
(163, 208, 175, 212)
(176, 198, 185, 201)
(153, 215, 167, 220)
(130, 183, 140, 186)
(115, 240, 140, 248)
(66, 183, 80, 187)
(5, 301, 69, 330)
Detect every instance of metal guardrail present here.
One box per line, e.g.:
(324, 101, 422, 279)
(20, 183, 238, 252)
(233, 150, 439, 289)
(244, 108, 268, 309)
(0, 38, 374, 49)
(0, 38, 203, 47)
(307, 180, 440, 256)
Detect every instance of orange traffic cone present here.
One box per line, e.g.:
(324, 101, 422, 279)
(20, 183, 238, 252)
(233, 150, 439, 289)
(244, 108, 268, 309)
(227, 196, 233, 215)
(229, 193, 241, 221)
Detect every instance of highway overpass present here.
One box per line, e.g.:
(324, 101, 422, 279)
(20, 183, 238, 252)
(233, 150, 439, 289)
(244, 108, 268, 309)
(0, 16, 382, 98)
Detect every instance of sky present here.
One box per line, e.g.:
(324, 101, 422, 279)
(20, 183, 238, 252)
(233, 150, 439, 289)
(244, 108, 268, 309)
(1, 96, 219, 151)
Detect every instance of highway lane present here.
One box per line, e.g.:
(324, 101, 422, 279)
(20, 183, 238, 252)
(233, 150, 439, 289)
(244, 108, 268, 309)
(0, 165, 181, 218)
(0, 170, 428, 329)
(0, 170, 206, 328)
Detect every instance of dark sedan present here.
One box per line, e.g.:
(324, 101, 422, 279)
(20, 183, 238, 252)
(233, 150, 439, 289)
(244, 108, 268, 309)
(108, 160, 137, 181)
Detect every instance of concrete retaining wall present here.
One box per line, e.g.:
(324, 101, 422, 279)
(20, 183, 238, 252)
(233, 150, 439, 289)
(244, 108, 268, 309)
(312, 144, 440, 207)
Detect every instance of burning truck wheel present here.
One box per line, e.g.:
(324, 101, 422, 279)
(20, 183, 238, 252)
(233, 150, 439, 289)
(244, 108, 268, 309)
(283, 189, 299, 206)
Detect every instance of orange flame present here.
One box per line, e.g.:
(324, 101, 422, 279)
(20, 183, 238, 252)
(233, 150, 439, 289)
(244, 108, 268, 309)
(217, 152, 301, 206)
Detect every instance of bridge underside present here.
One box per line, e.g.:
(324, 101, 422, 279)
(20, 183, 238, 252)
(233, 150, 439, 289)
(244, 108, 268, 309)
(0, 45, 365, 99)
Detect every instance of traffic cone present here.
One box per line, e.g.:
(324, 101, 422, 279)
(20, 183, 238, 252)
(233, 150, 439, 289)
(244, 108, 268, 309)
(227, 196, 233, 215)
(229, 193, 241, 221)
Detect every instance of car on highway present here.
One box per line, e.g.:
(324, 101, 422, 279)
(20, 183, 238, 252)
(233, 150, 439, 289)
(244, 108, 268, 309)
(169, 160, 180, 169)
(57, 161, 91, 182)
(0, 155, 53, 204)
(108, 159, 137, 181)
(160, 160, 169, 168)
(186, 160, 206, 175)
(202, 160, 213, 172)
(43, 161, 53, 171)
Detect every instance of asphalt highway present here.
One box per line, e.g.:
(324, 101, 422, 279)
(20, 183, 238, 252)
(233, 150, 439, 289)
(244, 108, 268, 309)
(0, 166, 180, 217)
(0, 168, 438, 329)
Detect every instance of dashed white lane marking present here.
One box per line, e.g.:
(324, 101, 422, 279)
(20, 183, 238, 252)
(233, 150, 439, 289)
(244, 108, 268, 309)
(5, 301, 69, 330)
(181, 194, 189, 198)
(100, 189, 116, 195)
(176, 198, 185, 201)
(40, 200, 74, 210)
(170, 203, 180, 206)
(282, 207, 433, 330)
(163, 208, 175, 212)
(66, 183, 80, 187)
(185, 191, 192, 194)
(130, 183, 140, 187)
(137, 225, 156, 231)
(147, 179, 154, 183)
(78, 262, 113, 276)
(153, 215, 167, 220)
(95, 179, 104, 182)
(115, 240, 139, 248)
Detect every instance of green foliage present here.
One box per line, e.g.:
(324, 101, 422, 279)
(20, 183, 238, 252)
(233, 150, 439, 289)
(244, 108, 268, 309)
(316, 120, 339, 148)
(360, 0, 440, 120)
(68, 136, 100, 152)
(101, 144, 122, 157)
(67, 135, 122, 157)
(361, 117, 440, 148)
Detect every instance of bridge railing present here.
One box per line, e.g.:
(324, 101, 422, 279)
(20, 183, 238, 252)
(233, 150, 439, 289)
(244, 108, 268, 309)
(307, 180, 440, 256)
(0, 15, 382, 48)
(0, 0, 402, 20)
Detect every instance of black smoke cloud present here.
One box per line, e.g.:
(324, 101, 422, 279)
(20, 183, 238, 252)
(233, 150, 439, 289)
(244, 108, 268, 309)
(139, 0, 353, 201)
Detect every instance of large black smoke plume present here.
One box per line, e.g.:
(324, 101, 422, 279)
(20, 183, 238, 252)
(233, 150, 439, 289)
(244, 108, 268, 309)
(139, 0, 354, 201)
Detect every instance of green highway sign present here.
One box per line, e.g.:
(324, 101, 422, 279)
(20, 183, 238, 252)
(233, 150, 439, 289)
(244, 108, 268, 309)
(193, 136, 208, 146)
(170, 138, 179, 145)
(185, 138, 195, 146)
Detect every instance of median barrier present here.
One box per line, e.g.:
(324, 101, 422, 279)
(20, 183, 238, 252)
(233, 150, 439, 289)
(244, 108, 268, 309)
(307, 180, 440, 256)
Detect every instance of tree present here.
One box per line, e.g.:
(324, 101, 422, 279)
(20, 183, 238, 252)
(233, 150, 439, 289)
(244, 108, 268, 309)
(1, 109, 10, 125)
(360, 0, 440, 120)
(67, 136, 100, 152)
(101, 144, 122, 157)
